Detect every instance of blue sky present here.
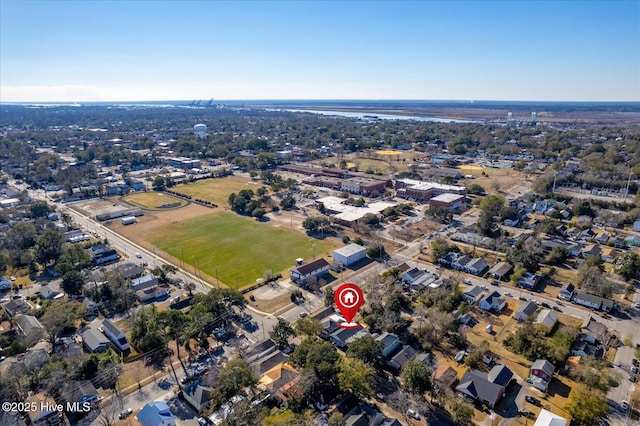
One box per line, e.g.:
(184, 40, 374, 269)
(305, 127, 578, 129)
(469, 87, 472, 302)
(1, 1, 638, 102)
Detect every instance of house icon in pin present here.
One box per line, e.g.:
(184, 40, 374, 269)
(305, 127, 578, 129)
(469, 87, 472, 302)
(344, 291, 355, 304)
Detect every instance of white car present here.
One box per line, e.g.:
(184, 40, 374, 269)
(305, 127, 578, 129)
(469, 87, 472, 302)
(635, 302, 640, 309)
(135, 252, 142, 258)
(620, 400, 629, 411)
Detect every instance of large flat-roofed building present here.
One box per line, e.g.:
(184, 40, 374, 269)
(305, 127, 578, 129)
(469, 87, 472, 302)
(167, 157, 201, 169)
(333, 243, 367, 266)
(429, 193, 465, 209)
(395, 179, 466, 202)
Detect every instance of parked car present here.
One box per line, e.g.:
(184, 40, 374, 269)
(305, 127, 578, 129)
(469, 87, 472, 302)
(631, 365, 638, 374)
(407, 409, 420, 420)
(518, 408, 534, 418)
(632, 358, 639, 366)
(198, 417, 209, 426)
(621, 400, 629, 411)
(525, 395, 541, 406)
(119, 408, 133, 419)
(552, 306, 562, 312)
(629, 375, 636, 382)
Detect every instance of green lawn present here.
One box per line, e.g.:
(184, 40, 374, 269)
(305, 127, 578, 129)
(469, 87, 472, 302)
(174, 177, 264, 206)
(150, 211, 337, 288)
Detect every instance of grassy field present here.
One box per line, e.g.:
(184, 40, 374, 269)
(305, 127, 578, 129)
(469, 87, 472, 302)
(349, 158, 391, 174)
(173, 177, 264, 206)
(122, 192, 187, 210)
(150, 211, 338, 288)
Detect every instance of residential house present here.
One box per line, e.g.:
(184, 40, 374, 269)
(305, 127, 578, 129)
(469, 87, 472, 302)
(342, 403, 384, 426)
(82, 297, 99, 317)
(249, 351, 290, 377)
(574, 290, 615, 312)
(452, 255, 472, 271)
(581, 317, 609, 344)
(595, 233, 610, 245)
(0, 276, 11, 290)
(375, 332, 401, 358)
(488, 364, 514, 387)
(258, 363, 300, 403)
(529, 359, 555, 392)
(571, 341, 601, 358)
(558, 283, 575, 301)
(118, 262, 145, 279)
(81, 328, 111, 353)
(245, 339, 277, 364)
(330, 325, 363, 348)
(4, 299, 29, 317)
(533, 409, 567, 426)
(38, 285, 61, 300)
(102, 319, 130, 351)
(433, 365, 458, 391)
(479, 291, 506, 312)
(131, 274, 159, 291)
(61, 380, 99, 409)
(534, 309, 558, 334)
(581, 243, 601, 258)
(488, 262, 513, 281)
(137, 402, 176, 426)
(462, 286, 484, 304)
(183, 383, 212, 412)
(26, 393, 63, 426)
(601, 247, 619, 263)
(610, 236, 625, 249)
(634, 219, 640, 232)
(402, 267, 426, 284)
(519, 272, 541, 289)
(386, 345, 417, 370)
(136, 284, 169, 302)
(290, 258, 330, 285)
(466, 258, 489, 276)
(16, 315, 44, 341)
(456, 366, 511, 408)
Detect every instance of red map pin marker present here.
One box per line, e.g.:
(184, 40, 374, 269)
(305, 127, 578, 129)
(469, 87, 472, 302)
(334, 282, 364, 329)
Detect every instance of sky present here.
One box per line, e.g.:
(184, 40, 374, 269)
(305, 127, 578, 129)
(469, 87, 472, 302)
(1, 1, 639, 102)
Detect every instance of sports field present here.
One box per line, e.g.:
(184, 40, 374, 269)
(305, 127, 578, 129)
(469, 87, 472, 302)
(122, 192, 187, 210)
(150, 211, 337, 288)
(348, 158, 390, 174)
(174, 177, 264, 206)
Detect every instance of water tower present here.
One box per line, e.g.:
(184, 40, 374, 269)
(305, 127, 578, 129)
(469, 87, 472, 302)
(194, 123, 207, 139)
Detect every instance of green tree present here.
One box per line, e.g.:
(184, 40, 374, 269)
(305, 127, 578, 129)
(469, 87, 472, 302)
(451, 400, 474, 425)
(61, 270, 84, 295)
(324, 287, 334, 308)
(401, 360, 432, 395)
(35, 230, 64, 266)
(614, 251, 640, 281)
(366, 244, 386, 260)
(425, 206, 454, 224)
(547, 246, 569, 266)
(477, 195, 504, 236)
(152, 177, 166, 191)
(294, 317, 323, 339)
(337, 357, 375, 400)
(217, 359, 257, 398)
(564, 385, 609, 425)
(40, 300, 86, 350)
(430, 238, 459, 262)
(359, 213, 380, 226)
(30, 200, 53, 218)
(346, 335, 384, 370)
(467, 183, 486, 195)
(270, 318, 296, 349)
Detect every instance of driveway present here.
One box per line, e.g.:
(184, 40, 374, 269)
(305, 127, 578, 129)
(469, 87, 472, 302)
(608, 346, 636, 412)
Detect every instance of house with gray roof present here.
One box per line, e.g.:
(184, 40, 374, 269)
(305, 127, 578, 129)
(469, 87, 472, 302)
(386, 345, 417, 370)
(456, 364, 513, 408)
(183, 383, 212, 412)
(514, 301, 538, 322)
(4, 299, 29, 317)
(38, 285, 61, 300)
(375, 332, 401, 358)
(534, 309, 558, 334)
(102, 319, 129, 351)
(462, 286, 484, 304)
(479, 291, 506, 312)
(16, 315, 44, 340)
(81, 328, 111, 353)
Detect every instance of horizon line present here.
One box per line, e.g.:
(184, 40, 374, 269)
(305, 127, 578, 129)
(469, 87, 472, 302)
(2, 98, 640, 105)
